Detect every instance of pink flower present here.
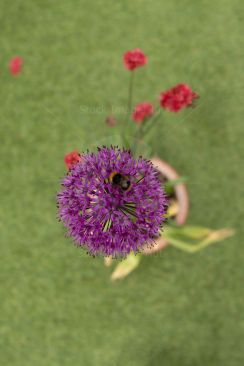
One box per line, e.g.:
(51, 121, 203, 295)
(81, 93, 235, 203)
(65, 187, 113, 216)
(132, 102, 154, 123)
(123, 49, 147, 71)
(159, 83, 199, 112)
(105, 115, 117, 127)
(9, 56, 23, 76)
(64, 151, 82, 170)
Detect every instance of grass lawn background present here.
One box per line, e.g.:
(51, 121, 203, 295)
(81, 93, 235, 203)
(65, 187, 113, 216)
(0, 0, 243, 365)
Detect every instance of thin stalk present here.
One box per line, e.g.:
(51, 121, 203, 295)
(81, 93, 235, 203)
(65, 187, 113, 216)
(132, 123, 143, 156)
(142, 107, 162, 136)
(127, 71, 135, 119)
(132, 107, 162, 156)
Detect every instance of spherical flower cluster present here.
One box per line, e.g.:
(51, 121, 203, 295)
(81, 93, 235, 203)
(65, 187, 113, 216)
(159, 83, 198, 112)
(57, 147, 168, 257)
(64, 150, 82, 170)
(123, 48, 147, 71)
(9, 56, 23, 76)
(132, 102, 154, 123)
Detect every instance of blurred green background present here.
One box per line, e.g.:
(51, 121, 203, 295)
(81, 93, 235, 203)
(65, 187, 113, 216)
(1, 0, 243, 365)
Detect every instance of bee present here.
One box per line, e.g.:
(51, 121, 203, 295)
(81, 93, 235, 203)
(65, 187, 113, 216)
(106, 172, 132, 192)
(102, 172, 143, 231)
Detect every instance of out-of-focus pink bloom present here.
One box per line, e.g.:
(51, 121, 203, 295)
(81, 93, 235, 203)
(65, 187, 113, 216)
(9, 56, 23, 75)
(64, 151, 82, 170)
(159, 84, 199, 112)
(123, 49, 147, 71)
(132, 102, 154, 123)
(105, 115, 117, 127)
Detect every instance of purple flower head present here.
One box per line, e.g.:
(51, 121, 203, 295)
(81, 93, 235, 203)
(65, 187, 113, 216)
(57, 147, 168, 257)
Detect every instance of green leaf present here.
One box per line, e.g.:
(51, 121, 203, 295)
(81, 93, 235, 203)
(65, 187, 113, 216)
(162, 226, 235, 253)
(111, 253, 141, 281)
(169, 225, 211, 239)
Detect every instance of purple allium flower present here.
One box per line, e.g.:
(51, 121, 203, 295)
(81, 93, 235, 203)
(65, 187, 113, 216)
(57, 147, 168, 257)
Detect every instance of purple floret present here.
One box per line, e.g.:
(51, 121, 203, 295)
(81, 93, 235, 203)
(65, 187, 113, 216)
(57, 147, 168, 257)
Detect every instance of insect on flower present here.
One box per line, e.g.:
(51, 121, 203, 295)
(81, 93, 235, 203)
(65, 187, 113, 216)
(106, 172, 132, 192)
(103, 171, 142, 230)
(57, 147, 168, 257)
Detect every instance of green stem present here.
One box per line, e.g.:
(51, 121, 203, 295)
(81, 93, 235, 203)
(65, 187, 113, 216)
(160, 228, 234, 253)
(142, 107, 162, 136)
(127, 71, 135, 119)
(166, 238, 215, 253)
(131, 107, 162, 156)
(132, 123, 143, 156)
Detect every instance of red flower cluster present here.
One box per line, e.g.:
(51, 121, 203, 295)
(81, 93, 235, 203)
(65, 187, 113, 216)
(132, 102, 154, 123)
(64, 151, 82, 170)
(9, 56, 23, 76)
(123, 48, 147, 71)
(159, 83, 198, 112)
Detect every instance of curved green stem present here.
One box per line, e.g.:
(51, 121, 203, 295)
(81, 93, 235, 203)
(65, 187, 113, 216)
(160, 227, 234, 253)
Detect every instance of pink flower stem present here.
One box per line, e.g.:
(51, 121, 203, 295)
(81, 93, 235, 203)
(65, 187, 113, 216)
(131, 124, 142, 156)
(132, 108, 162, 156)
(141, 108, 162, 136)
(127, 71, 135, 119)
(132, 118, 147, 156)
